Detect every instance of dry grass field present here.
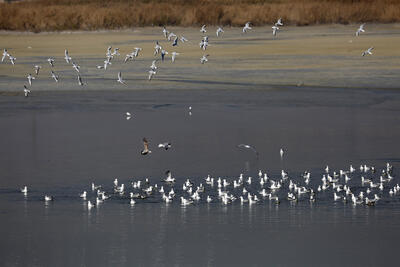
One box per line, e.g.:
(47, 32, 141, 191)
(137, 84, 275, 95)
(0, 0, 400, 32)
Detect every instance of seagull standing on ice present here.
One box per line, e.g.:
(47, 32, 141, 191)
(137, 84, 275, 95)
(362, 47, 374, 56)
(141, 138, 151, 155)
(243, 22, 252, 33)
(356, 24, 365, 36)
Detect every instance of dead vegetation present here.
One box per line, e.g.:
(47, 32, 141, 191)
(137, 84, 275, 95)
(0, 0, 399, 32)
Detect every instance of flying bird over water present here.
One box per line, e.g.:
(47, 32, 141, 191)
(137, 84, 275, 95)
(148, 70, 156, 81)
(8, 55, 16, 65)
(362, 47, 374, 56)
(112, 48, 120, 57)
(171, 52, 179, 62)
(172, 36, 178, 46)
(243, 22, 252, 33)
(154, 41, 162, 56)
(237, 144, 259, 157)
(158, 142, 172, 150)
(180, 36, 188, 43)
(216, 27, 224, 37)
(23, 85, 30, 97)
(150, 60, 158, 71)
(200, 54, 209, 64)
(77, 74, 85, 86)
(117, 71, 125, 84)
(168, 32, 177, 41)
(163, 26, 169, 39)
(356, 24, 365, 36)
(280, 148, 284, 158)
(141, 138, 151, 155)
(1, 49, 8, 62)
(50, 70, 59, 82)
(132, 47, 142, 57)
(161, 49, 168, 61)
(72, 62, 80, 72)
(272, 25, 280, 36)
(200, 25, 207, 33)
(275, 18, 283, 26)
(104, 58, 112, 70)
(64, 49, 72, 63)
(27, 74, 35, 86)
(34, 65, 41, 75)
(47, 57, 55, 67)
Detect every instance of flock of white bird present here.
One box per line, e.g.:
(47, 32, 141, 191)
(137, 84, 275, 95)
(19, 157, 397, 209)
(6, 21, 386, 209)
(1, 21, 373, 97)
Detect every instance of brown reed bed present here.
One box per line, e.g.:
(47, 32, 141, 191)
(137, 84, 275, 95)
(0, 0, 399, 32)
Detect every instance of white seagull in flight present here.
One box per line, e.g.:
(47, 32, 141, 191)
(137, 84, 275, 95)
(117, 71, 125, 84)
(141, 138, 152, 155)
(23, 85, 31, 97)
(216, 27, 224, 37)
(200, 54, 209, 64)
(1, 49, 8, 62)
(51, 70, 59, 82)
(64, 49, 72, 63)
(171, 52, 179, 62)
(237, 144, 259, 157)
(77, 75, 85, 86)
(272, 25, 280, 36)
(158, 142, 172, 150)
(47, 57, 55, 67)
(27, 74, 35, 86)
(243, 22, 252, 33)
(200, 25, 207, 33)
(356, 24, 365, 36)
(34, 65, 41, 75)
(362, 47, 374, 56)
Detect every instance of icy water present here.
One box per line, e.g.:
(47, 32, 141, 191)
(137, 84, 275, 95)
(1, 87, 400, 266)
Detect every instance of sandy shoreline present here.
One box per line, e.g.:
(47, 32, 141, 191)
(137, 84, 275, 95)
(0, 24, 400, 92)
